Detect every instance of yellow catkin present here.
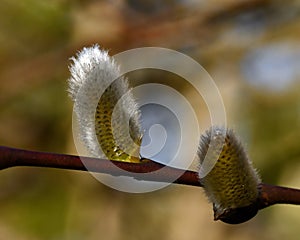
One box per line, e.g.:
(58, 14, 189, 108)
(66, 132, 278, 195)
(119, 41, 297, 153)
(95, 79, 142, 163)
(198, 127, 261, 224)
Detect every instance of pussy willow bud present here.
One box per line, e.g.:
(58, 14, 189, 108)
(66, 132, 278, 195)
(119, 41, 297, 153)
(198, 127, 261, 224)
(68, 45, 142, 163)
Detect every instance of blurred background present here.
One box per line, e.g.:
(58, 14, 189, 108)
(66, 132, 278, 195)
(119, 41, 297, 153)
(1, 0, 300, 239)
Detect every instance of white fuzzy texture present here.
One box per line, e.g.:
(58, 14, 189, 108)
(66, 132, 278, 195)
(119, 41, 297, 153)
(68, 45, 141, 158)
(68, 45, 118, 101)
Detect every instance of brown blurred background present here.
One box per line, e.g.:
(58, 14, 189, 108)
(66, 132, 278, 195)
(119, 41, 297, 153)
(1, 0, 300, 239)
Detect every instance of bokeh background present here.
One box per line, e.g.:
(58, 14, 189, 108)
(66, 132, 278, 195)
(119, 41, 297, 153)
(1, 0, 300, 239)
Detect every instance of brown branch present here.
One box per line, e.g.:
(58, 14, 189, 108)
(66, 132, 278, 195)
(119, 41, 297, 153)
(1, 145, 300, 213)
(0, 146, 201, 187)
(258, 183, 300, 209)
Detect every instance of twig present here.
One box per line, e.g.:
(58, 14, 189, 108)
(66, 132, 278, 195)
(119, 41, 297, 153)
(1, 145, 300, 210)
(0, 146, 201, 187)
(258, 183, 300, 209)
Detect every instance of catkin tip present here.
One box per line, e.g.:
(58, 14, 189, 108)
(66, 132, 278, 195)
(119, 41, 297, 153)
(67, 45, 118, 101)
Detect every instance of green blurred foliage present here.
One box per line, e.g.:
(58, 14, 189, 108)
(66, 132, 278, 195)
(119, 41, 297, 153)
(0, 0, 71, 66)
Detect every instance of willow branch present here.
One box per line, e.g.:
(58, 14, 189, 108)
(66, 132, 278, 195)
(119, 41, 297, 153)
(1, 145, 300, 209)
(0, 146, 201, 187)
(258, 183, 300, 209)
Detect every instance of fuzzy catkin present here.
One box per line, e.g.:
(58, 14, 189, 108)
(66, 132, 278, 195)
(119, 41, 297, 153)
(68, 45, 142, 162)
(198, 127, 261, 220)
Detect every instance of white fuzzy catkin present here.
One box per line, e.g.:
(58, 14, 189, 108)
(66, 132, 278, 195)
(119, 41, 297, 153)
(68, 45, 141, 161)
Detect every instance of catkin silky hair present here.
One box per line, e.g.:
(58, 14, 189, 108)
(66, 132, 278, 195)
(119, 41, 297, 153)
(198, 127, 261, 224)
(68, 45, 142, 163)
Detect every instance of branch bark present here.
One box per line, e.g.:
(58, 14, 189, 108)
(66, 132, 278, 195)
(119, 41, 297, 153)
(0, 146, 201, 187)
(1, 145, 300, 210)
